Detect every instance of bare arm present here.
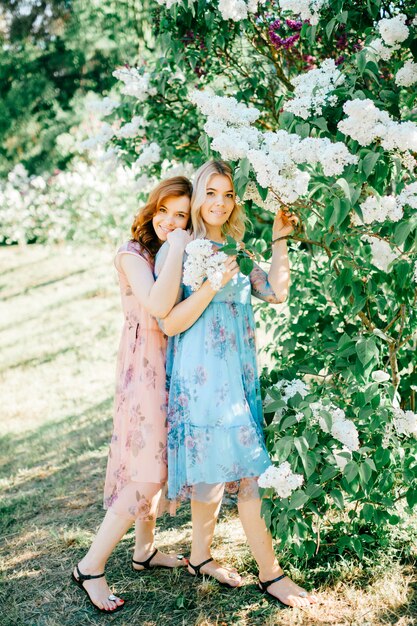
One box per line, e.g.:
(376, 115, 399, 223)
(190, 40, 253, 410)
(159, 256, 240, 337)
(120, 231, 190, 318)
(250, 210, 295, 303)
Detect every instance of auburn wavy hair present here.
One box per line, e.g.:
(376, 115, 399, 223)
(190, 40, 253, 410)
(131, 176, 193, 257)
(191, 160, 246, 241)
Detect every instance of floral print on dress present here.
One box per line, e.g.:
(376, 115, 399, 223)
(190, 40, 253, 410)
(161, 255, 272, 499)
(103, 240, 170, 519)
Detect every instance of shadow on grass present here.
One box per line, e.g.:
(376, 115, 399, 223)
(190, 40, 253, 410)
(374, 579, 417, 625)
(0, 267, 93, 302)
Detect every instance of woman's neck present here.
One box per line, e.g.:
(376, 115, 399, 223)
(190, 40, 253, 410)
(204, 225, 224, 243)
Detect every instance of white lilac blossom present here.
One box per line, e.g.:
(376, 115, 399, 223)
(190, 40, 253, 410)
(363, 237, 398, 272)
(338, 99, 417, 153)
(395, 60, 417, 87)
(311, 400, 360, 451)
(399, 151, 417, 171)
(116, 116, 147, 139)
(157, 0, 265, 21)
(80, 122, 115, 150)
(86, 96, 119, 117)
(283, 58, 345, 120)
(354, 194, 403, 225)
(368, 38, 399, 61)
(183, 239, 227, 292)
(397, 182, 417, 209)
(271, 378, 310, 402)
(0, 159, 140, 245)
(277, 0, 327, 25)
(242, 182, 282, 214)
(392, 408, 417, 438)
(96, 147, 120, 173)
(191, 90, 357, 204)
(258, 462, 304, 498)
(134, 142, 161, 168)
(112, 67, 157, 101)
(378, 13, 409, 47)
(217, 0, 266, 21)
(155, 0, 183, 7)
(189, 89, 260, 125)
(371, 370, 390, 383)
(414, 260, 417, 284)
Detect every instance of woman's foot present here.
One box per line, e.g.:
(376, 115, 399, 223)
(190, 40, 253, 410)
(72, 564, 124, 612)
(188, 557, 242, 588)
(132, 547, 188, 571)
(259, 569, 318, 608)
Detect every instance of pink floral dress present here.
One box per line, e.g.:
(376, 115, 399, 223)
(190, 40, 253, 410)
(103, 240, 168, 519)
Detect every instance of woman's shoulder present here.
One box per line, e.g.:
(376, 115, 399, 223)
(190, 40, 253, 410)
(117, 240, 152, 260)
(114, 240, 153, 272)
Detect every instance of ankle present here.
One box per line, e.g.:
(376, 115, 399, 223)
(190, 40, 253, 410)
(133, 543, 155, 558)
(258, 565, 284, 582)
(189, 552, 212, 565)
(77, 556, 107, 575)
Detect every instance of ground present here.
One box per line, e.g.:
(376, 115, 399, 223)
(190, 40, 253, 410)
(0, 244, 415, 626)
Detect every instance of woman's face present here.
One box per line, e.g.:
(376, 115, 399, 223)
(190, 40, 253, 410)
(200, 174, 235, 227)
(152, 195, 191, 241)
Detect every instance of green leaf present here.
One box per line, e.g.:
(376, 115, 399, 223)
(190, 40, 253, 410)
(356, 337, 378, 366)
(330, 488, 345, 509)
(276, 436, 293, 461)
(239, 157, 250, 178)
(238, 255, 253, 275)
(374, 447, 390, 469)
(198, 133, 211, 158)
(335, 178, 351, 201)
(325, 17, 337, 40)
(359, 460, 373, 485)
(300, 451, 317, 479)
(357, 50, 368, 74)
(288, 491, 309, 510)
(361, 503, 374, 522)
(406, 488, 417, 508)
(362, 152, 380, 178)
(264, 399, 287, 413)
(394, 221, 414, 245)
(344, 460, 359, 483)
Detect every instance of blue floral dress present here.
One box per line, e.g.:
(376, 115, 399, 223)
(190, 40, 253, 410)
(157, 245, 276, 500)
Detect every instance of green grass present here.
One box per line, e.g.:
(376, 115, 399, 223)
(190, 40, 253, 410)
(0, 244, 416, 626)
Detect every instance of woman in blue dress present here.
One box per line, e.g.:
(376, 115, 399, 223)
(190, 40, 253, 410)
(157, 160, 318, 607)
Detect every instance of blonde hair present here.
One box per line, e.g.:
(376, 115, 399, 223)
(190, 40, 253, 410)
(191, 160, 246, 241)
(131, 176, 192, 257)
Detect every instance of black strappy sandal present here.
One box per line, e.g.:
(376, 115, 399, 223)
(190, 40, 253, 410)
(131, 547, 185, 572)
(71, 565, 124, 614)
(258, 573, 310, 606)
(188, 557, 241, 589)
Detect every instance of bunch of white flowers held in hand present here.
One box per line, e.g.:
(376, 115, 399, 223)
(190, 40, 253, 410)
(183, 239, 228, 292)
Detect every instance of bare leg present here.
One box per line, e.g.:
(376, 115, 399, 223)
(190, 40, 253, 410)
(238, 479, 318, 607)
(74, 509, 132, 611)
(132, 490, 187, 570)
(188, 483, 241, 587)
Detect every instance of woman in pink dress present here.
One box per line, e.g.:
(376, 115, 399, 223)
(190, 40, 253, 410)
(71, 176, 192, 614)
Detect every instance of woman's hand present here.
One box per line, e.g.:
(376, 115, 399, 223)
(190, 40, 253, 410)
(166, 228, 193, 250)
(272, 209, 299, 240)
(221, 256, 239, 287)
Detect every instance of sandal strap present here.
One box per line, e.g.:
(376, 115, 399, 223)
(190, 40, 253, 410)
(132, 547, 158, 570)
(188, 557, 214, 576)
(259, 573, 286, 591)
(75, 564, 105, 582)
